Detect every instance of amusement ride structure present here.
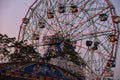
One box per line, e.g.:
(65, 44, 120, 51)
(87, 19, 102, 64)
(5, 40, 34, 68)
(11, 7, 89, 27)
(1, 0, 120, 80)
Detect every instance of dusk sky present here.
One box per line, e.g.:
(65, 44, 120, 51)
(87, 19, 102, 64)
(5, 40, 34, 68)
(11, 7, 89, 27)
(0, 0, 120, 79)
(0, 0, 34, 37)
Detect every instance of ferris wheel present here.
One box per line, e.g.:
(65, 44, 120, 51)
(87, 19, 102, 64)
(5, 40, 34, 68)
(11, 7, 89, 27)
(18, 0, 120, 79)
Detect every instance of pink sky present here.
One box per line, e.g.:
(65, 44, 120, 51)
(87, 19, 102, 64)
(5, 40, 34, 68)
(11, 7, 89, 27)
(0, 0, 34, 37)
(0, 0, 120, 79)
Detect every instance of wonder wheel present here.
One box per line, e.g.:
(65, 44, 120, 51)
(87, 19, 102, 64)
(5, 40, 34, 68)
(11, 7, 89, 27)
(18, 0, 120, 79)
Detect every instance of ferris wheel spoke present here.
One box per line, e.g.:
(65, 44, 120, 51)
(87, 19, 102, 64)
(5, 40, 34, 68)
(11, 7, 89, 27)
(82, 7, 112, 30)
(70, 12, 114, 36)
(64, 0, 90, 34)
(84, 61, 98, 77)
(70, 34, 107, 41)
(32, 11, 57, 34)
(81, 49, 109, 75)
(95, 21, 114, 30)
(53, 11, 65, 34)
(62, 14, 78, 36)
(70, 7, 107, 36)
(70, 24, 114, 38)
(59, 0, 90, 35)
(50, 0, 58, 8)
(27, 26, 52, 39)
(98, 41, 111, 55)
(85, 22, 113, 56)
(92, 55, 100, 70)
(39, 20, 57, 34)
(88, 33, 112, 55)
(74, 44, 109, 57)
(65, 6, 110, 35)
(83, 6, 108, 11)
(70, 20, 93, 37)
(86, 33, 112, 56)
(69, 30, 114, 40)
(45, 0, 71, 34)
(35, 20, 55, 35)
(58, 0, 73, 22)
(44, 1, 60, 33)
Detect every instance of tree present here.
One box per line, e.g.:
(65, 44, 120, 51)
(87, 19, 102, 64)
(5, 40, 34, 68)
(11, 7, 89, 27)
(9, 41, 40, 62)
(0, 33, 16, 62)
(0, 33, 41, 62)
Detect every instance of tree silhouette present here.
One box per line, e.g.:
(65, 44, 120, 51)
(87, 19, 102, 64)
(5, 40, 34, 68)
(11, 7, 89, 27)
(9, 41, 40, 62)
(0, 33, 41, 62)
(0, 33, 16, 62)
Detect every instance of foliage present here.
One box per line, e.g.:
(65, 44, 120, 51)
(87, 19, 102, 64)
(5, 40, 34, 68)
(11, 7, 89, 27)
(9, 41, 40, 62)
(0, 33, 41, 62)
(0, 33, 16, 62)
